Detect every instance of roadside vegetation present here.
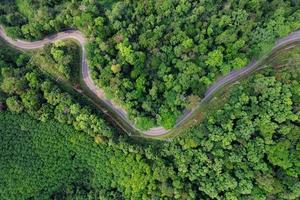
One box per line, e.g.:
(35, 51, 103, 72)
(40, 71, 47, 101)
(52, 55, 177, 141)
(0, 38, 114, 139)
(0, 1, 299, 199)
(1, 49, 300, 199)
(1, 38, 300, 200)
(1, 0, 299, 129)
(31, 40, 80, 84)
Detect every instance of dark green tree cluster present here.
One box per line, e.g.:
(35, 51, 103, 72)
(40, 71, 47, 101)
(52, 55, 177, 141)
(1, 70, 300, 200)
(86, 0, 300, 129)
(42, 40, 76, 79)
(1, 39, 300, 199)
(0, 1, 299, 199)
(144, 72, 300, 199)
(1, 0, 300, 129)
(0, 46, 113, 138)
(2, 38, 299, 199)
(90, 66, 300, 199)
(0, 112, 86, 200)
(0, 0, 102, 39)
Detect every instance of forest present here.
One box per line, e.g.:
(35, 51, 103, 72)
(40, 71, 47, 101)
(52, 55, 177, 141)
(0, 38, 114, 139)
(1, 48, 300, 199)
(1, 0, 299, 128)
(0, 0, 300, 199)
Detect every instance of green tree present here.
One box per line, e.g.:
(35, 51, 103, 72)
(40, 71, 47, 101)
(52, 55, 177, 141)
(6, 96, 24, 113)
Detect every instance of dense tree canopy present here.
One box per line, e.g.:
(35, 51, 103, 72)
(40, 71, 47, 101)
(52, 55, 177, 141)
(86, 0, 300, 128)
(1, 37, 300, 199)
(1, 0, 299, 129)
(0, 39, 113, 139)
(0, 1, 299, 199)
(1, 68, 300, 199)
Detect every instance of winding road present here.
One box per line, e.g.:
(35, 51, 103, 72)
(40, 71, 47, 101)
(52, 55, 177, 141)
(1, 26, 300, 137)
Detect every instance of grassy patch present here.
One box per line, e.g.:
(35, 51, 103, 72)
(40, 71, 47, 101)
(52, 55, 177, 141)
(267, 44, 300, 71)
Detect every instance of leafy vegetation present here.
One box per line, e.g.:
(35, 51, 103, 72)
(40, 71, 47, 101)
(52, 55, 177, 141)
(1, 38, 300, 199)
(0, 112, 86, 200)
(0, 1, 299, 199)
(1, 64, 300, 199)
(0, 38, 113, 139)
(1, 0, 300, 128)
(33, 40, 80, 82)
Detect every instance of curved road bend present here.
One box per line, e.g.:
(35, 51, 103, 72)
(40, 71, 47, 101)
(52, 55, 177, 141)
(1, 27, 300, 136)
(175, 30, 300, 129)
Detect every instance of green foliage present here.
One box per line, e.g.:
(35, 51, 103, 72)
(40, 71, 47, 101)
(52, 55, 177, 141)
(1, 0, 299, 129)
(0, 45, 113, 138)
(33, 40, 79, 81)
(205, 49, 224, 68)
(6, 96, 23, 113)
(0, 111, 153, 200)
(85, 0, 300, 128)
(111, 64, 121, 73)
(158, 72, 300, 199)
(134, 116, 155, 130)
(0, 112, 82, 199)
(1, 48, 300, 200)
(0, 1, 299, 200)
